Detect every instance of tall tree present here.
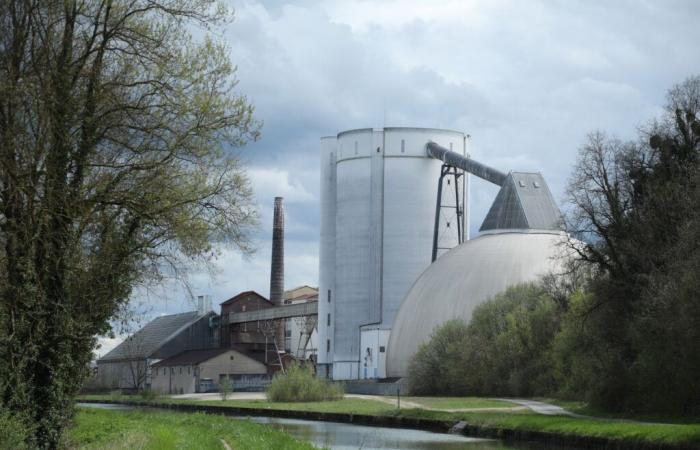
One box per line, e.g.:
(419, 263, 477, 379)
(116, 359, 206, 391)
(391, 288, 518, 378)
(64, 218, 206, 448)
(564, 76, 700, 412)
(0, 1, 259, 447)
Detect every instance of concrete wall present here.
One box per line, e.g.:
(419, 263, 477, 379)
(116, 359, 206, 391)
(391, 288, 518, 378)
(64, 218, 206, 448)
(151, 364, 197, 394)
(151, 350, 267, 394)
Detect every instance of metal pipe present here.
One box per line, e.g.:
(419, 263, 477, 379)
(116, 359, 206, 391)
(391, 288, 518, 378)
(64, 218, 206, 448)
(426, 142, 507, 186)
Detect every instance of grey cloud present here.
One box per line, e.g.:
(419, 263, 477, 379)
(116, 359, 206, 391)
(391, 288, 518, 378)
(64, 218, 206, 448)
(118, 0, 700, 327)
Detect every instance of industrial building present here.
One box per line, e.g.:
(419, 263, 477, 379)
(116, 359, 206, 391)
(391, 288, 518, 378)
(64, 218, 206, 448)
(95, 303, 219, 390)
(151, 348, 267, 394)
(318, 127, 567, 382)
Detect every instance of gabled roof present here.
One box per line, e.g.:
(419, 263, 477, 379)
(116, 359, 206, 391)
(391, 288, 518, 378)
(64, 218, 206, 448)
(98, 311, 209, 362)
(152, 348, 267, 368)
(480, 172, 564, 232)
(151, 348, 230, 367)
(220, 290, 271, 306)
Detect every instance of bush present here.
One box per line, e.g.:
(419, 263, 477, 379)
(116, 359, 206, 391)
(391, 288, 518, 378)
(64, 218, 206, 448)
(408, 283, 564, 397)
(219, 377, 232, 400)
(138, 389, 160, 401)
(266, 362, 343, 402)
(0, 408, 30, 450)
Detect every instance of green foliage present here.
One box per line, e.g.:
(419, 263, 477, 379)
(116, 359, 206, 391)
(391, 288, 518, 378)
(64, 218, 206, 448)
(219, 377, 232, 400)
(266, 362, 344, 402)
(138, 389, 161, 402)
(408, 283, 564, 397)
(0, 1, 259, 446)
(0, 408, 30, 450)
(563, 75, 700, 414)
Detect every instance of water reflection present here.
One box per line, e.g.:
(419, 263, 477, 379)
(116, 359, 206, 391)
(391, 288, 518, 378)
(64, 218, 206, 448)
(239, 416, 514, 450)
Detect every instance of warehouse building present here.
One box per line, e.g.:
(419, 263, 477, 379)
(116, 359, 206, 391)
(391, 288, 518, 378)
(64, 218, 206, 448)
(151, 348, 267, 394)
(95, 305, 218, 390)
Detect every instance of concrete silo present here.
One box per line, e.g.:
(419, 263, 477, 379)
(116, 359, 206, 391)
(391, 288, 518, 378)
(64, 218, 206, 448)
(317, 128, 469, 380)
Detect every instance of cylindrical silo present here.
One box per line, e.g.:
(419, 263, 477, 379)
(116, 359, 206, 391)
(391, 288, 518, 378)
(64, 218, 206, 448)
(316, 137, 336, 379)
(320, 127, 467, 380)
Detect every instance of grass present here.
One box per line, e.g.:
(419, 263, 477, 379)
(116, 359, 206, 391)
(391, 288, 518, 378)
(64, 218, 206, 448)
(201, 398, 395, 415)
(76, 394, 700, 447)
(402, 396, 512, 409)
(64, 407, 316, 449)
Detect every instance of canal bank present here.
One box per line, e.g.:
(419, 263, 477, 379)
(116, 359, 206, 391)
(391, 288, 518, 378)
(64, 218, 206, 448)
(77, 399, 700, 450)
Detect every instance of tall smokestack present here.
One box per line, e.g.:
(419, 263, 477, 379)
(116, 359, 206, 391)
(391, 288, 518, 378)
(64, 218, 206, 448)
(269, 197, 285, 350)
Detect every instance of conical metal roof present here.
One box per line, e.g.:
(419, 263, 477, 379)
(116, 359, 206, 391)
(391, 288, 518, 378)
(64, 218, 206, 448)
(480, 172, 563, 232)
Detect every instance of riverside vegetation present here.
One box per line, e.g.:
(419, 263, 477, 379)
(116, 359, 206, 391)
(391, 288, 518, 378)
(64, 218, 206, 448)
(0, 1, 259, 447)
(63, 408, 316, 450)
(266, 362, 344, 402)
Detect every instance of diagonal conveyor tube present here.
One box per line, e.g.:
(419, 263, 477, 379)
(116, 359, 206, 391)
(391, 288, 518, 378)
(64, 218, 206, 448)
(426, 141, 507, 186)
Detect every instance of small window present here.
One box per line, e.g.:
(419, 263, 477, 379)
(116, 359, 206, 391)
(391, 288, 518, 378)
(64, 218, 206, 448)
(241, 305, 246, 312)
(518, 180, 526, 187)
(327, 313, 331, 326)
(354, 141, 358, 155)
(327, 289, 331, 303)
(326, 339, 331, 353)
(376, 146, 381, 153)
(449, 142, 453, 151)
(533, 181, 540, 188)
(400, 139, 405, 153)
(179, 367, 182, 375)
(379, 346, 386, 353)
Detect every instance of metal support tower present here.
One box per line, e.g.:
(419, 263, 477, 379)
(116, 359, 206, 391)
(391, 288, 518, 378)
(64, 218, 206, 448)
(432, 164, 465, 262)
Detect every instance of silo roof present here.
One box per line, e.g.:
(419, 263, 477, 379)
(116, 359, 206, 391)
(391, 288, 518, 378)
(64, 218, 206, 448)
(480, 172, 564, 232)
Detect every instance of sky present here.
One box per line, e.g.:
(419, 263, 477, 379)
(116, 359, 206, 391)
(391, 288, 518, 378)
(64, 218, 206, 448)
(97, 0, 700, 356)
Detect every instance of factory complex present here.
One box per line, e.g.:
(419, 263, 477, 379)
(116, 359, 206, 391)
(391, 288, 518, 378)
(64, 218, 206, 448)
(96, 126, 568, 393)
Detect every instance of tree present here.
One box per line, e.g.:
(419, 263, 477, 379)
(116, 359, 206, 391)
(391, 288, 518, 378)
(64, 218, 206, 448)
(408, 282, 566, 397)
(0, 1, 259, 447)
(563, 76, 700, 413)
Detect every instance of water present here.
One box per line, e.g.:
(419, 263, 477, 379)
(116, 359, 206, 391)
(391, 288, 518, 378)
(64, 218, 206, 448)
(238, 416, 515, 450)
(76, 403, 531, 450)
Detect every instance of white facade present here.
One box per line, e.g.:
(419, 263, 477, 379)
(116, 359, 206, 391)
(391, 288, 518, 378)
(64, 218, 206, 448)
(318, 127, 469, 380)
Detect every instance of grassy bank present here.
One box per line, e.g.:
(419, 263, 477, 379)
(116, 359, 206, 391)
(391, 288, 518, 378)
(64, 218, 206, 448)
(65, 408, 316, 449)
(77, 395, 700, 448)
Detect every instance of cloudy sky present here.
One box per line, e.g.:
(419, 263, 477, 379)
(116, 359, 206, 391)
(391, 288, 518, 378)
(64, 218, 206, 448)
(98, 0, 700, 355)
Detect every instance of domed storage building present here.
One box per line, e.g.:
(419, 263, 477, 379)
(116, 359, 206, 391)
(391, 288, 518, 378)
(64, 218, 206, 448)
(386, 170, 569, 377)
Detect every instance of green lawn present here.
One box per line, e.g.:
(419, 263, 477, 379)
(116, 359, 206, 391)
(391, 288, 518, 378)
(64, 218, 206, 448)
(402, 396, 512, 409)
(64, 408, 316, 449)
(200, 397, 395, 415)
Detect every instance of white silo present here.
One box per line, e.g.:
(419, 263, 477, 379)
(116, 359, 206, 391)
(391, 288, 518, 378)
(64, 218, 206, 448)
(318, 127, 469, 380)
(316, 136, 337, 379)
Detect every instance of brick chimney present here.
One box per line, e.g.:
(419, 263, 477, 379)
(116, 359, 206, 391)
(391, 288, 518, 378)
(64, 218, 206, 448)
(269, 197, 285, 350)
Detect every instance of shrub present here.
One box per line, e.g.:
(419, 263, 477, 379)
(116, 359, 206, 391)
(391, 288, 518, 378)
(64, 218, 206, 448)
(219, 377, 232, 400)
(408, 283, 564, 397)
(0, 408, 30, 450)
(266, 362, 343, 402)
(139, 389, 160, 401)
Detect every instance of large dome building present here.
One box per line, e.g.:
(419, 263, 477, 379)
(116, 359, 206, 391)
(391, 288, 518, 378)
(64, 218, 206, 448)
(386, 170, 569, 377)
(386, 230, 569, 377)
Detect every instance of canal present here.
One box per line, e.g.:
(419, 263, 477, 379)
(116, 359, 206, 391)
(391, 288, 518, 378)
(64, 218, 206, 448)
(77, 403, 554, 450)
